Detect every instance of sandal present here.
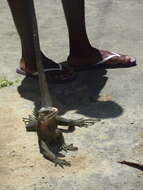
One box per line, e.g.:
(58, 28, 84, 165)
(16, 58, 76, 83)
(68, 50, 136, 71)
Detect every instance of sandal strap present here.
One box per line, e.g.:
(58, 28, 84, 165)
(32, 63, 62, 76)
(96, 52, 120, 65)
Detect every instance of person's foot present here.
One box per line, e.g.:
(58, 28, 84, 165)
(68, 48, 136, 71)
(16, 54, 76, 83)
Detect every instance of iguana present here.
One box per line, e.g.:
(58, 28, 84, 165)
(23, 107, 99, 167)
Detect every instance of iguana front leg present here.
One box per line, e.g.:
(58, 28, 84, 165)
(23, 107, 58, 132)
(56, 115, 100, 128)
(23, 115, 100, 131)
(39, 139, 71, 168)
(61, 143, 78, 152)
(23, 116, 38, 131)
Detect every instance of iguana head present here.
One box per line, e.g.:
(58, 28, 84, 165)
(38, 107, 58, 120)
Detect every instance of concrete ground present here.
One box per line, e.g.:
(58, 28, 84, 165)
(0, 0, 143, 189)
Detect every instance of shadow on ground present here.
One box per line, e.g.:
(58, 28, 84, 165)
(17, 68, 123, 119)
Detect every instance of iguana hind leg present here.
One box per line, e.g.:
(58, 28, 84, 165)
(39, 139, 71, 168)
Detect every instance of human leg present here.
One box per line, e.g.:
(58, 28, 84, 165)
(7, 0, 76, 82)
(61, 0, 136, 71)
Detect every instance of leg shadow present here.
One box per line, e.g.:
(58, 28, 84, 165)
(17, 68, 123, 119)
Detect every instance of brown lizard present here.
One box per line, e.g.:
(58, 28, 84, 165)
(23, 107, 99, 167)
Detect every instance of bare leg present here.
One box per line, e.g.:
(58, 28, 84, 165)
(7, 0, 38, 72)
(61, 0, 135, 70)
(61, 0, 101, 58)
(7, 0, 76, 82)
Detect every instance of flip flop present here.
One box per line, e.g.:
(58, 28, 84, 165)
(16, 62, 76, 83)
(68, 51, 136, 71)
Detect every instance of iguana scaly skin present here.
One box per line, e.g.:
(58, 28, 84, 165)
(23, 107, 100, 167)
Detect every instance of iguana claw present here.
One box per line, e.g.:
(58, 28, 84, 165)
(54, 158, 71, 168)
(61, 144, 78, 152)
(75, 118, 100, 127)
